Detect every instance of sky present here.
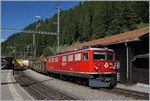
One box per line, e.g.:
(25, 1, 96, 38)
(1, 1, 80, 42)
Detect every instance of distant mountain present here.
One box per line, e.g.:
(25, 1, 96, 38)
(2, 1, 149, 58)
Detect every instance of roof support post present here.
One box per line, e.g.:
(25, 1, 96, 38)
(125, 42, 132, 85)
(125, 42, 129, 85)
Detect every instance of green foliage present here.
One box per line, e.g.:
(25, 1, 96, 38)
(2, 1, 149, 58)
(136, 23, 149, 29)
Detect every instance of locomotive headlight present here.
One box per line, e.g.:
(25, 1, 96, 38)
(113, 66, 115, 69)
(94, 63, 99, 71)
(104, 62, 108, 68)
(94, 65, 99, 71)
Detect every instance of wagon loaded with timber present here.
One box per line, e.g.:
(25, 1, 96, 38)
(28, 58, 46, 73)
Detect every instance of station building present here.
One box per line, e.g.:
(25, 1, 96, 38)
(64, 27, 149, 85)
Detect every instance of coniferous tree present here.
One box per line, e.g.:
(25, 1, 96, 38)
(2, 1, 149, 57)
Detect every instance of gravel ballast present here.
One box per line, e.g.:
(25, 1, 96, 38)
(22, 69, 134, 100)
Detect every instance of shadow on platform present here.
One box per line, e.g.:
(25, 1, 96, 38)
(1, 81, 18, 85)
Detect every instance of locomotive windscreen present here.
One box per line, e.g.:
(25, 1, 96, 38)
(93, 52, 105, 60)
(107, 52, 114, 60)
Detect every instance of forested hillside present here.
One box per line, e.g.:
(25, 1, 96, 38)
(2, 1, 149, 58)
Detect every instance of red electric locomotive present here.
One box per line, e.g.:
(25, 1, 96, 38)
(45, 47, 117, 88)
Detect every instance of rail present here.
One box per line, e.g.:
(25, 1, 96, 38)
(14, 70, 77, 100)
(99, 87, 149, 100)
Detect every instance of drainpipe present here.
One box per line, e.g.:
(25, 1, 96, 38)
(125, 42, 129, 85)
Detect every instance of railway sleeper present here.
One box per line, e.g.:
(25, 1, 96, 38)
(15, 71, 77, 100)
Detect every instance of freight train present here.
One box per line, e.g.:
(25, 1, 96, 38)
(29, 47, 117, 88)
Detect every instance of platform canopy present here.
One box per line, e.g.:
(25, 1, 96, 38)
(63, 27, 149, 52)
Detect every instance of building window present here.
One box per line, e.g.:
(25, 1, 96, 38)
(55, 58, 58, 62)
(52, 58, 54, 62)
(75, 53, 81, 61)
(68, 55, 73, 61)
(62, 56, 66, 62)
(83, 52, 88, 60)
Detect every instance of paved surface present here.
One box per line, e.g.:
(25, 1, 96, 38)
(116, 83, 149, 94)
(1, 69, 34, 100)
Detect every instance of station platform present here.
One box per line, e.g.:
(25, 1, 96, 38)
(1, 69, 34, 100)
(116, 83, 149, 94)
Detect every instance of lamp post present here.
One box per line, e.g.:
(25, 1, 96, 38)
(33, 16, 41, 58)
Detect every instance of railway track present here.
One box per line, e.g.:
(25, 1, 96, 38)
(14, 70, 77, 100)
(47, 72, 149, 100)
(99, 87, 149, 100)
(43, 71, 149, 100)
(14, 69, 149, 100)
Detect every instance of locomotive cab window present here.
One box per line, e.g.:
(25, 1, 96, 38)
(93, 51, 105, 60)
(107, 52, 114, 60)
(83, 52, 88, 60)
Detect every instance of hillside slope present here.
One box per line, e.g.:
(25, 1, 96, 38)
(2, 1, 149, 57)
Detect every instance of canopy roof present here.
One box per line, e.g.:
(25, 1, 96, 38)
(63, 27, 149, 52)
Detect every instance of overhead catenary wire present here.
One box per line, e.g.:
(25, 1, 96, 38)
(41, 1, 61, 19)
(26, 2, 39, 20)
